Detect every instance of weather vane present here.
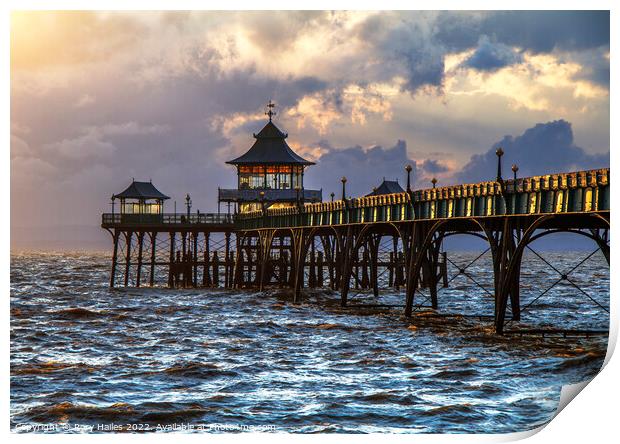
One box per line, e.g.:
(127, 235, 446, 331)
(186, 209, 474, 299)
(265, 100, 276, 122)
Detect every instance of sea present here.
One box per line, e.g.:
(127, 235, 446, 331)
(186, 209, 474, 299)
(10, 250, 609, 433)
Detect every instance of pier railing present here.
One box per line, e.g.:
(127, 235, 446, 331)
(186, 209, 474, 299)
(102, 212, 234, 227)
(218, 188, 322, 202)
(235, 168, 609, 230)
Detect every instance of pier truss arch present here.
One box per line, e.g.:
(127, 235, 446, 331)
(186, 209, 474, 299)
(494, 213, 610, 334)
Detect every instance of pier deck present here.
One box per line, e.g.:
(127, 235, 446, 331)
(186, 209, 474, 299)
(102, 168, 609, 334)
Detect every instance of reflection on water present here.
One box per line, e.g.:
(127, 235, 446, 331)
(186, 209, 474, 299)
(10, 251, 609, 433)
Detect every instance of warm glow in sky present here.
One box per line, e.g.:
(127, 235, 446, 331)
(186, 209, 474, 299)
(10, 11, 609, 249)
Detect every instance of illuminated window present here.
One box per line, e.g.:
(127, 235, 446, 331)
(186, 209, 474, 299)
(584, 188, 593, 211)
(555, 191, 564, 212)
(529, 193, 537, 214)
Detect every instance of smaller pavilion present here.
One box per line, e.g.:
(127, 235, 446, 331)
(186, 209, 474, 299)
(366, 178, 405, 196)
(112, 180, 170, 222)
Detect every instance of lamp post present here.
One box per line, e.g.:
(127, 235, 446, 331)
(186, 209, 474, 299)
(185, 193, 192, 219)
(405, 164, 413, 193)
(496, 147, 504, 182)
(341, 176, 347, 201)
(512, 164, 519, 182)
(431, 177, 437, 189)
(330, 192, 335, 202)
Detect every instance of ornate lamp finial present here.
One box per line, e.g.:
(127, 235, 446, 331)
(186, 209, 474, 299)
(330, 192, 335, 202)
(431, 177, 437, 188)
(265, 100, 276, 122)
(405, 164, 413, 193)
(511, 164, 519, 181)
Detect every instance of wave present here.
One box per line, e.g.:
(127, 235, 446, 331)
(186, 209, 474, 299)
(11, 361, 99, 375)
(18, 401, 210, 425)
(130, 362, 238, 379)
(52, 308, 107, 319)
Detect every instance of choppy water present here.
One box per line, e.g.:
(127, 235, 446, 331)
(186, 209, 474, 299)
(10, 251, 609, 433)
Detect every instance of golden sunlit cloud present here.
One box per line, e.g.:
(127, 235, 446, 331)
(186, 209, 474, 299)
(286, 83, 395, 134)
(444, 51, 608, 113)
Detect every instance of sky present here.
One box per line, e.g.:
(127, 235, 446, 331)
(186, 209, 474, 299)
(10, 11, 609, 249)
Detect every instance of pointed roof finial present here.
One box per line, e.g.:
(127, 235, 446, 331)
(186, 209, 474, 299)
(265, 100, 276, 122)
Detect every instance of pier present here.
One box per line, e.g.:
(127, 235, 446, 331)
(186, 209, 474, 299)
(101, 103, 609, 334)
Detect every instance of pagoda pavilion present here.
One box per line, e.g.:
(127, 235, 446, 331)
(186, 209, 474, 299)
(218, 101, 322, 213)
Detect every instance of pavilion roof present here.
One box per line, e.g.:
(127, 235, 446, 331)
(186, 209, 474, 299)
(366, 179, 405, 196)
(113, 180, 170, 200)
(226, 121, 314, 166)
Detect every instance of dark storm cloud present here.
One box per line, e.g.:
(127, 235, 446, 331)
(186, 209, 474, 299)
(477, 11, 609, 54)
(457, 120, 609, 184)
(358, 11, 610, 93)
(434, 11, 609, 54)
(463, 36, 522, 72)
(563, 46, 610, 88)
(304, 140, 456, 198)
(357, 13, 447, 92)
(304, 140, 417, 198)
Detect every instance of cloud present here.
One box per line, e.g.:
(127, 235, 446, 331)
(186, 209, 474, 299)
(477, 11, 609, 54)
(446, 51, 608, 114)
(463, 36, 522, 72)
(457, 120, 609, 184)
(286, 84, 394, 134)
(10, 11, 147, 70)
(304, 140, 414, 198)
(420, 159, 450, 174)
(303, 139, 458, 197)
(74, 94, 95, 108)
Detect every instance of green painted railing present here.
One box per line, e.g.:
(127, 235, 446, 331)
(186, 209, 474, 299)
(102, 213, 234, 227)
(235, 168, 609, 230)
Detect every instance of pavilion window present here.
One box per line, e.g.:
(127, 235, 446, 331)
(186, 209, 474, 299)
(238, 165, 266, 189)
